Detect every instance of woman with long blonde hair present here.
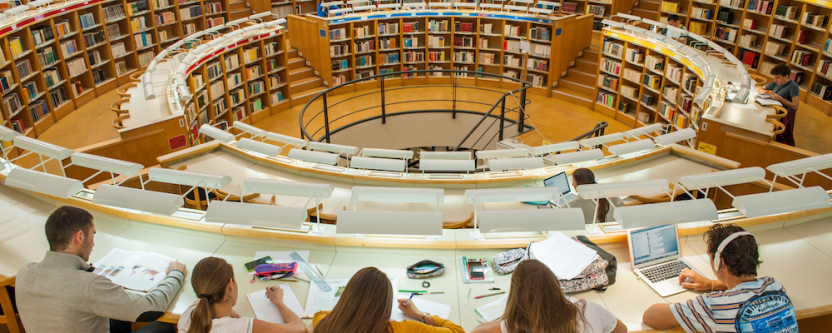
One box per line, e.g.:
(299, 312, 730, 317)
(472, 260, 627, 333)
(313, 267, 465, 333)
(177, 257, 307, 333)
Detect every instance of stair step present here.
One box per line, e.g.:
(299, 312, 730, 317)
(574, 58, 599, 73)
(289, 77, 324, 94)
(551, 87, 594, 109)
(557, 78, 596, 96)
(290, 76, 322, 87)
(289, 67, 315, 80)
(287, 57, 307, 70)
(566, 69, 596, 85)
(292, 87, 329, 104)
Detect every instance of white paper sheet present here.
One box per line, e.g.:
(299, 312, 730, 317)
(731, 103, 758, 110)
(391, 293, 452, 321)
(304, 278, 351, 316)
(253, 250, 311, 275)
(529, 232, 597, 280)
(474, 294, 508, 322)
(247, 284, 307, 322)
(92, 248, 174, 292)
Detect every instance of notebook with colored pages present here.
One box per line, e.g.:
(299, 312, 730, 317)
(92, 248, 175, 292)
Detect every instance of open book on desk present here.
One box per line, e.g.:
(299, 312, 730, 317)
(754, 94, 783, 106)
(247, 284, 306, 323)
(305, 278, 452, 321)
(92, 248, 175, 292)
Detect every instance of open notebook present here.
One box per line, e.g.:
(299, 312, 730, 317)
(92, 248, 174, 292)
(305, 278, 452, 321)
(247, 284, 306, 323)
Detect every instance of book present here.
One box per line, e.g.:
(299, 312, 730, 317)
(754, 94, 783, 106)
(92, 248, 176, 292)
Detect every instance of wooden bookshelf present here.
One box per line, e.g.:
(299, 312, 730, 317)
(635, 0, 832, 114)
(595, 36, 705, 148)
(183, 31, 289, 145)
(312, 14, 560, 97)
(0, 0, 239, 139)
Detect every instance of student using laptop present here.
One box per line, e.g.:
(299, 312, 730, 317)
(642, 224, 798, 332)
(314, 267, 464, 333)
(758, 63, 800, 146)
(569, 168, 622, 224)
(471, 259, 627, 333)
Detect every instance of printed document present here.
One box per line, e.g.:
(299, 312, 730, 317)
(92, 248, 174, 292)
(247, 284, 306, 322)
(530, 232, 597, 280)
(474, 295, 508, 322)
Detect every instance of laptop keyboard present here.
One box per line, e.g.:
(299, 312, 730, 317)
(562, 192, 577, 202)
(641, 260, 691, 284)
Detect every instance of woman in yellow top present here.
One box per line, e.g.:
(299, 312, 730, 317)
(313, 267, 465, 333)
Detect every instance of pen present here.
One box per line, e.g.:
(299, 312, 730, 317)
(465, 288, 471, 306)
(475, 291, 506, 299)
(404, 293, 415, 307)
(430, 292, 444, 294)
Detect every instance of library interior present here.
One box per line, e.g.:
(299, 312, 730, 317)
(1, 0, 832, 332)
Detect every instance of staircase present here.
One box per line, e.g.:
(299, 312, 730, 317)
(228, 1, 253, 19)
(632, 0, 661, 20)
(287, 48, 328, 105)
(551, 43, 601, 109)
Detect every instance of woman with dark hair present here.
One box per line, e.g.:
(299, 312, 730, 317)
(177, 257, 307, 333)
(471, 260, 627, 333)
(569, 168, 622, 224)
(313, 267, 465, 333)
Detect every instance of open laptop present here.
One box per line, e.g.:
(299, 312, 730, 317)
(525, 171, 577, 205)
(627, 224, 706, 297)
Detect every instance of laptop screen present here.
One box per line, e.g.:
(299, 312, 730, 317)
(543, 172, 571, 195)
(630, 224, 680, 266)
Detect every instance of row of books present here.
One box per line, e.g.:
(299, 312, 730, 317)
(746, 0, 773, 14)
(428, 20, 449, 32)
(661, 1, 680, 14)
(603, 40, 624, 58)
(791, 49, 813, 67)
(600, 58, 621, 75)
(227, 72, 242, 88)
(131, 16, 150, 32)
(738, 34, 756, 49)
(61, 40, 80, 57)
(0, 71, 14, 94)
(738, 49, 760, 68)
(92, 68, 108, 85)
(332, 59, 349, 71)
(209, 80, 225, 98)
(243, 48, 259, 63)
(645, 55, 663, 72)
(66, 58, 87, 77)
(31, 26, 55, 47)
(107, 23, 123, 40)
(356, 55, 373, 67)
(774, 5, 799, 20)
(245, 65, 262, 80)
(453, 36, 474, 48)
(623, 68, 641, 83)
(356, 39, 375, 53)
(103, 4, 127, 22)
(690, 7, 713, 20)
(454, 22, 475, 34)
(155, 11, 176, 26)
(229, 89, 245, 106)
(382, 37, 399, 49)
(330, 28, 347, 41)
(810, 81, 832, 100)
(180, 5, 202, 20)
(528, 27, 551, 41)
(49, 86, 69, 109)
(29, 100, 49, 123)
(55, 20, 73, 38)
(112, 43, 129, 58)
(503, 54, 521, 68)
(84, 30, 108, 48)
(379, 22, 399, 35)
(248, 81, 265, 95)
(16, 60, 33, 79)
(598, 75, 619, 91)
(453, 51, 474, 63)
(714, 26, 738, 43)
(331, 43, 349, 56)
(206, 17, 225, 28)
(665, 64, 682, 83)
(134, 32, 154, 49)
(127, 0, 149, 14)
(36, 48, 58, 67)
(621, 85, 638, 99)
(405, 51, 425, 63)
(504, 25, 522, 38)
(224, 54, 239, 70)
(429, 51, 446, 62)
(204, 2, 223, 14)
(79, 13, 98, 30)
(689, 22, 708, 35)
(801, 12, 827, 29)
(525, 73, 544, 87)
(207, 62, 223, 80)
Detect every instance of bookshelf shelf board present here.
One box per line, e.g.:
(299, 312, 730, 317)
(161, 37, 183, 44)
(480, 48, 502, 52)
(212, 94, 225, 102)
(620, 93, 639, 102)
(333, 67, 352, 73)
(404, 47, 423, 50)
(48, 80, 68, 90)
(356, 50, 376, 54)
(231, 100, 245, 107)
(330, 38, 349, 42)
(799, 23, 827, 33)
(743, 27, 767, 35)
(82, 23, 103, 32)
(767, 35, 794, 44)
(157, 21, 177, 28)
(354, 35, 375, 40)
(59, 31, 79, 40)
(34, 40, 56, 50)
(504, 35, 526, 39)
(428, 46, 451, 49)
(19, 72, 38, 82)
(618, 110, 636, 121)
(381, 62, 401, 66)
(155, 4, 176, 10)
(195, 84, 206, 92)
(600, 68, 619, 77)
(88, 42, 107, 50)
(229, 82, 245, 90)
(404, 31, 426, 35)
(713, 38, 736, 46)
(796, 42, 822, 53)
(625, 59, 644, 67)
(622, 76, 640, 84)
(249, 91, 266, 99)
(34, 114, 52, 126)
(720, 5, 742, 10)
(181, 15, 205, 21)
(41, 61, 60, 70)
(267, 50, 284, 57)
(640, 102, 657, 112)
(739, 44, 763, 53)
(479, 62, 500, 67)
(110, 34, 129, 42)
(602, 52, 622, 60)
(14, 50, 34, 60)
(245, 58, 263, 65)
(643, 85, 661, 95)
(95, 77, 117, 87)
(529, 38, 550, 43)
(690, 16, 712, 22)
(137, 43, 157, 51)
(214, 110, 228, 118)
(332, 53, 351, 58)
(114, 52, 132, 60)
(526, 68, 548, 74)
(716, 21, 740, 29)
(133, 27, 154, 34)
(598, 85, 617, 94)
(765, 53, 787, 62)
(209, 75, 224, 83)
(773, 16, 799, 24)
(227, 66, 241, 72)
(790, 61, 814, 72)
(270, 83, 287, 91)
(206, 11, 228, 16)
(595, 102, 615, 111)
(666, 77, 680, 86)
(404, 61, 422, 65)
(27, 92, 46, 103)
(744, 10, 770, 16)
(428, 31, 450, 34)
(271, 99, 290, 107)
(380, 48, 400, 52)
(661, 10, 683, 15)
(105, 17, 126, 24)
(433, 61, 451, 64)
(454, 46, 476, 50)
(9, 106, 25, 118)
(647, 67, 663, 76)
(661, 94, 674, 103)
(268, 66, 286, 74)
(69, 69, 89, 79)
(454, 32, 476, 35)
(129, 10, 151, 17)
(3, 83, 19, 94)
(503, 49, 523, 55)
(272, 1, 292, 5)
(356, 65, 375, 69)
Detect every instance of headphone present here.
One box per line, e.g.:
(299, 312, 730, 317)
(712, 231, 756, 272)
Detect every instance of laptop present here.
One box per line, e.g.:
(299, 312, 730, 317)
(525, 171, 577, 205)
(627, 224, 706, 297)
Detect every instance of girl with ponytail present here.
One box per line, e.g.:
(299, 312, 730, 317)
(568, 168, 622, 224)
(177, 257, 307, 333)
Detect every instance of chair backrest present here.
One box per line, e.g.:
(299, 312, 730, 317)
(0, 275, 22, 333)
(766, 118, 785, 140)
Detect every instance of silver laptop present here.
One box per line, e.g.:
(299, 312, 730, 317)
(627, 224, 706, 297)
(545, 171, 577, 205)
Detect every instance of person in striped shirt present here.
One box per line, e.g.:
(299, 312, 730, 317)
(642, 224, 798, 333)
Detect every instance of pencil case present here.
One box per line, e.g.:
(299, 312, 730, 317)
(493, 248, 526, 275)
(255, 262, 298, 278)
(406, 260, 445, 279)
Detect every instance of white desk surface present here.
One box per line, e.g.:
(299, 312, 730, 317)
(3, 179, 832, 332)
(122, 59, 176, 128)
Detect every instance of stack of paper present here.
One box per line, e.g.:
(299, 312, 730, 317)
(474, 295, 508, 322)
(529, 232, 598, 280)
(247, 284, 306, 322)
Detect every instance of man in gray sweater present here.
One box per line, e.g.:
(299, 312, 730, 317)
(15, 206, 188, 333)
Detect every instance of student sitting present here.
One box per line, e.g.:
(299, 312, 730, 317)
(313, 267, 465, 333)
(758, 63, 800, 146)
(178, 257, 307, 333)
(662, 15, 688, 43)
(643, 224, 798, 332)
(568, 168, 622, 224)
(471, 259, 626, 333)
(16, 206, 187, 333)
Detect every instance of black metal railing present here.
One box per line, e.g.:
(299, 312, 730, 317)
(299, 69, 534, 151)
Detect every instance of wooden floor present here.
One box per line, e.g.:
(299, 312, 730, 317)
(35, 82, 832, 155)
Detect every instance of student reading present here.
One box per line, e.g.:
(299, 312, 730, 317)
(642, 224, 798, 333)
(177, 257, 307, 333)
(662, 15, 687, 44)
(471, 259, 627, 333)
(758, 63, 800, 146)
(15, 206, 187, 333)
(569, 168, 622, 224)
(313, 267, 465, 333)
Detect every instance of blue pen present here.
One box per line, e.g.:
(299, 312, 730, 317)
(404, 293, 415, 307)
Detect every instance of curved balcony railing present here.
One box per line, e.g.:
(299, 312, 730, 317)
(299, 69, 535, 152)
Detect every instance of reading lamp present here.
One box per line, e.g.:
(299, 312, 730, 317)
(0, 5, 31, 20)
(766, 153, 832, 190)
(607, 139, 656, 156)
(676, 167, 767, 200)
(309, 141, 359, 156)
(654, 128, 696, 146)
(29, 0, 51, 9)
(287, 149, 341, 166)
(622, 123, 663, 140)
(225, 17, 250, 30)
(579, 133, 625, 149)
(601, 19, 625, 28)
(234, 179, 334, 232)
(679, 46, 699, 57)
(349, 0, 376, 12)
(233, 122, 267, 140)
(478, 208, 585, 233)
(198, 124, 235, 143)
(531, 142, 580, 156)
(0, 126, 20, 170)
(623, 25, 648, 36)
(236, 138, 282, 157)
(249, 12, 272, 22)
(578, 179, 672, 225)
(551, 149, 604, 165)
(465, 187, 567, 238)
(206, 201, 307, 230)
(420, 151, 472, 160)
(337, 211, 443, 236)
(613, 199, 718, 229)
(476, 148, 533, 159)
(732, 187, 831, 218)
(645, 31, 665, 41)
(350, 156, 406, 172)
(420, 159, 476, 173)
(488, 157, 544, 172)
(641, 18, 665, 29)
(93, 184, 185, 215)
(665, 25, 687, 38)
(5, 168, 83, 199)
(68, 153, 145, 189)
(351, 186, 444, 210)
(147, 168, 231, 207)
(360, 148, 414, 160)
(242, 23, 267, 33)
(11, 136, 74, 176)
(614, 13, 641, 23)
(265, 132, 309, 149)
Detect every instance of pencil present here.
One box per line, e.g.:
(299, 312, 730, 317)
(465, 288, 472, 305)
(475, 291, 505, 299)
